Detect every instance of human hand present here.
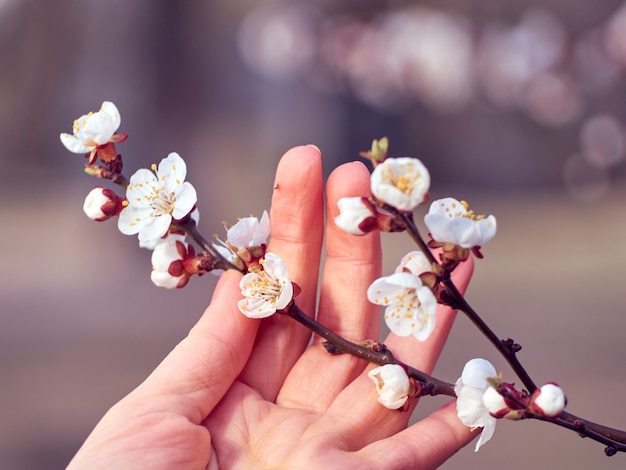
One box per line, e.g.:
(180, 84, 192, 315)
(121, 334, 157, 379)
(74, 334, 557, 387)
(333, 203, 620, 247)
(67, 145, 475, 469)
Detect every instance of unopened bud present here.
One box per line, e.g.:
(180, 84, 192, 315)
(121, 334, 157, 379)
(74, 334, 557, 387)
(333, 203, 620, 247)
(368, 364, 410, 410)
(83, 186, 124, 221)
(335, 197, 378, 235)
(151, 237, 193, 289)
(482, 386, 510, 418)
(528, 383, 566, 418)
(359, 137, 389, 165)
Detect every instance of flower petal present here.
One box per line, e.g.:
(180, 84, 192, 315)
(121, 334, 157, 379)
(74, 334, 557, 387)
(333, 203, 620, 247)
(424, 198, 497, 248)
(238, 295, 275, 318)
(137, 215, 172, 244)
(474, 418, 497, 452)
(60, 133, 91, 154)
(125, 169, 159, 205)
(395, 250, 432, 275)
(151, 270, 181, 289)
(461, 358, 497, 389)
(454, 358, 499, 452)
(159, 152, 187, 194)
(117, 206, 152, 235)
(227, 210, 271, 247)
(172, 182, 197, 219)
(100, 101, 121, 130)
(253, 211, 271, 245)
(82, 111, 118, 145)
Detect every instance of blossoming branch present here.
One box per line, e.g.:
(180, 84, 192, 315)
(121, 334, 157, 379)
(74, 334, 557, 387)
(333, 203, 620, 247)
(61, 101, 626, 459)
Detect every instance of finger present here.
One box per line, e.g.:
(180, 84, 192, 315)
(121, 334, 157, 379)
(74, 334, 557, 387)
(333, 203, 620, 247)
(320, 258, 474, 444)
(358, 400, 474, 468)
(238, 145, 325, 401)
(125, 269, 258, 423)
(316, 161, 381, 341)
(277, 160, 382, 411)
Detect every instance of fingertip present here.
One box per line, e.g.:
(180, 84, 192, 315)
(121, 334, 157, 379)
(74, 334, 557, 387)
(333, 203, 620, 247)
(277, 144, 322, 171)
(305, 143, 322, 154)
(328, 160, 370, 186)
(273, 145, 323, 199)
(326, 161, 372, 206)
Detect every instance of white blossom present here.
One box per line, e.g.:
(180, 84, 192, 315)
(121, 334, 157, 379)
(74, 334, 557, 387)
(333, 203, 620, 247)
(118, 152, 197, 246)
(238, 252, 293, 318)
(368, 364, 410, 410)
(424, 198, 496, 248)
(367, 272, 437, 341)
(370, 157, 430, 211)
(60, 101, 125, 162)
(227, 211, 270, 248)
(212, 211, 269, 271)
(394, 250, 432, 276)
(455, 358, 498, 452)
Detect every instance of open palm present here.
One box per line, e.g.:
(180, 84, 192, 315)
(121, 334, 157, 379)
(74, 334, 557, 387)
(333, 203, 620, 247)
(68, 146, 475, 469)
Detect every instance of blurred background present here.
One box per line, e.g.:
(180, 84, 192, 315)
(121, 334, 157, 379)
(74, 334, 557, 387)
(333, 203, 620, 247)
(1, 0, 626, 468)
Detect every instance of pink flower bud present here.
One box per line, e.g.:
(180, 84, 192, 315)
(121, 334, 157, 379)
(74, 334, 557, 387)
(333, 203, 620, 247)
(528, 383, 567, 418)
(83, 187, 123, 221)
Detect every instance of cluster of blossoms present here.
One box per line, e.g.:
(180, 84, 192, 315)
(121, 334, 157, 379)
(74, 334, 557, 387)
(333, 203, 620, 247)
(337, 138, 497, 345)
(332, 138, 565, 448)
(455, 358, 566, 451)
(59, 101, 274, 290)
(62, 105, 572, 455)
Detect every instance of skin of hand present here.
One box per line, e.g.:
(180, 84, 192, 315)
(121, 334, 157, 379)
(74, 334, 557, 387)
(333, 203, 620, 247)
(67, 145, 476, 469)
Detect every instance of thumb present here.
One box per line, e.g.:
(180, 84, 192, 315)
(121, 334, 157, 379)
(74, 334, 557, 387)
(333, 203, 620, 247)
(130, 269, 259, 422)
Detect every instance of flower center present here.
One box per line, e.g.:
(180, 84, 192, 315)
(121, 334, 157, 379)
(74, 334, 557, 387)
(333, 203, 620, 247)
(73, 113, 93, 136)
(149, 185, 176, 216)
(443, 200, 486, 220)
(384, 161, 422, 195)
(460, 200, 487, 221)
(385, 289, 420, 319)
(243, 270, 284, 304)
